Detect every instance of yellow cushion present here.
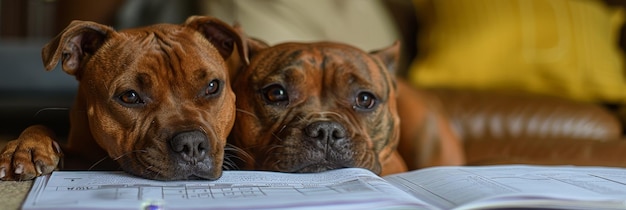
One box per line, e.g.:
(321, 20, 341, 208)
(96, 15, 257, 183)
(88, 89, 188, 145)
(409, 0, 626, 103)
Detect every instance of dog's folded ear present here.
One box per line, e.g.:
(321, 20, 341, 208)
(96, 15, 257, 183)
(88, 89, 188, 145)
(370, 41, 400, 75)
(245, 37, 269, 61)
(229, 22, 269, 61)
(184, 16, 249, 66)
(42, 21, 114, 77)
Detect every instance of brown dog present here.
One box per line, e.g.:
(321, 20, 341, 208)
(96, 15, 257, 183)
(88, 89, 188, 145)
(229, 39, 463, 176)
(0, 16, 247, 181)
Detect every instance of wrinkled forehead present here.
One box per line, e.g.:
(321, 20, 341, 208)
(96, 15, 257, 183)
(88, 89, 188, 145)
(249, 43, 392, 88)
(105, 25, 226, 75)
(121, 24, 221, 59)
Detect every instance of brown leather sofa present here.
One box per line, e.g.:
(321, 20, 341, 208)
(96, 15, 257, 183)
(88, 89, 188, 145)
(397, 78, 625, 170)
(438, 87, 625, 165)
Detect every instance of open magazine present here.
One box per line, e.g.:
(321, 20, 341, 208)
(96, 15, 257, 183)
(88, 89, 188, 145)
(22, 165, 626, 210)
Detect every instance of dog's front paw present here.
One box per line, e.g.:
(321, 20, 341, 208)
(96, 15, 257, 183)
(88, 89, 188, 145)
(0, 125, 62, 181)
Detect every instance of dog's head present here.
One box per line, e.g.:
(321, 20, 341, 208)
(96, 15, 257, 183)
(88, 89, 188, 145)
(42, 16, 247, 180)
(231, 40, 400, 175)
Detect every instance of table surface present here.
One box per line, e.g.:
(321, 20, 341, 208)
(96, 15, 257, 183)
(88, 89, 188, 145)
(0, 181, 32, 210)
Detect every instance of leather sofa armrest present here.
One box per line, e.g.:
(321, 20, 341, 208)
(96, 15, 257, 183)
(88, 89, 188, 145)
(428, 89, 622, 142)
(428, 89, 624, 166)
(464, 137, 626, 166)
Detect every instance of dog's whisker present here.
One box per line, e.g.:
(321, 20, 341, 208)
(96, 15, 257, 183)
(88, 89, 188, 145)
(225, 144, 254, 167)
(139, 165, 152, 177)
(270, 159, 282, 171)
(142, 165, 158, 178)
(113, 150, 148, 161)
(277, 125, 287, 134)
(236, 109, 260, 120)
(88, 155, 113, 171)
(271, 132, 284, 142)
(222, 157, 238, 170)
(263, 145, 286, 160)
(32, 107, 70, 118)
(88, 150, 148, 171)
(223, 152, 244, 163)
(225, 144, 252, 159)
(198, 127, 208, 136)
(262, 156, 276, 170)
(258, 145, 285, 169)
(222, 158, 231, 170)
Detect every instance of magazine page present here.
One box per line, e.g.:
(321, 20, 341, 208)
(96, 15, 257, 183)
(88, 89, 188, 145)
(22, 168, 434, 210)
(383, 165, 626, 210)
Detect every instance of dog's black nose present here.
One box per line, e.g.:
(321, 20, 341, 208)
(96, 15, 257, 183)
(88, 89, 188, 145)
(170, 131, 209, 164)
(304, 121, 347, 146)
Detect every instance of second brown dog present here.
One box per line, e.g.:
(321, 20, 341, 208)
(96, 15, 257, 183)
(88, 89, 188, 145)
(229, 39, 465, 176)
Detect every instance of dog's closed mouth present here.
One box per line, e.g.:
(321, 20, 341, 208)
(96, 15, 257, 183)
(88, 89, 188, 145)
(186, 173, 221, 181)
(177, 161, 222, 180)
(290, 161, 350, 173)
(124, 153, 222, 180)
(187, 175, 203, 180)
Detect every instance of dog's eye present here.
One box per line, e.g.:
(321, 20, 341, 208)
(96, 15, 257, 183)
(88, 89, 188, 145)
(205, 79, 221, 96)
(119, 90, 144, 105)
(354, 91, 377, 111)
(262, 84, 289, 105)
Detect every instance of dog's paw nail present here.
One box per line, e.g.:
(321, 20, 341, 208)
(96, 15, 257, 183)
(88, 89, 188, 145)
(35, 163, 43, 175)
(14, 164, 24, 174)
(0, 167, 5, 178)
(34, 160, 51, 175)
(52, 141, 62, 154)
